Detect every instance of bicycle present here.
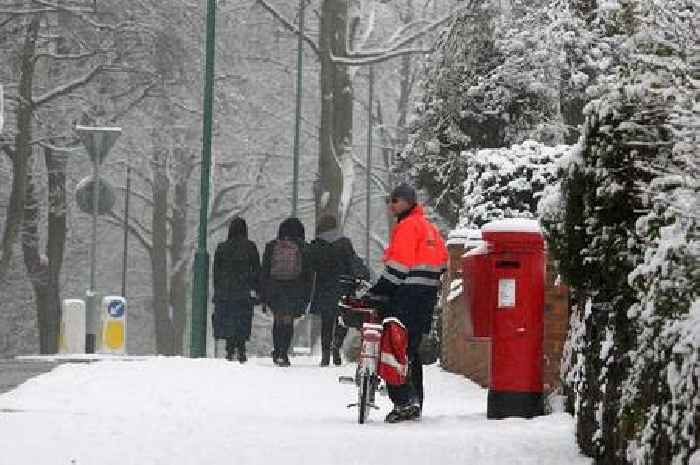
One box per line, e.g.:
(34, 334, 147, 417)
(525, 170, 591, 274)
(337, 279, 384, 424)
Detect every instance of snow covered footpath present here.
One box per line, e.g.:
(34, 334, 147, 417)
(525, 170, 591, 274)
(0, 357, 591, 465)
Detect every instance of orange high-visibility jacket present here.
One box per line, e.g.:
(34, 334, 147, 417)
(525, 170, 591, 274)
(382, 204, 447, 285)
(370, 204, 448, 333)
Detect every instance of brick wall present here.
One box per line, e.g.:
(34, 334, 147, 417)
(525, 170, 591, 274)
(543, 265, 569, 392)
(440, 242, 569, 393)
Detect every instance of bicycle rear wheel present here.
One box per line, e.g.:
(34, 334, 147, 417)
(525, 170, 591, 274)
(358, 371, 370, 424)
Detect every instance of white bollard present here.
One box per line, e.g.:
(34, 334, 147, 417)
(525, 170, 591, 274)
(99, 296, 127, 354)
(59, 299, 86, 354)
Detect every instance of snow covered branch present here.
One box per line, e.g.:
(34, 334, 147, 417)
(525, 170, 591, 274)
(31, 0, 129, 31)
(330, 47, 433, 65)
(255, 0, 320, 57)
(331, 1, 479, 65)
(32, 65, 105, 107)
(0, 8, 53, 15)
(209, 182, 256, 222)
(351, 152, 389, 193)
(105, 212, 153, 253)
(1, 144, 16, 161)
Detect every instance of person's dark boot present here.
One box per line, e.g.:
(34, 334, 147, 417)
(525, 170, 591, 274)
(332, 348, 342, 366)
(225, 338, 237, 361)
(384, 404, 421, 423)
(320, 351, 330, 367)
(279, 353, 291, 367)
(237, 343, 247, 363)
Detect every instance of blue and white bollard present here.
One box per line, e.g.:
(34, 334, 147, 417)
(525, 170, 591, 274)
(99, 296, 127, 354)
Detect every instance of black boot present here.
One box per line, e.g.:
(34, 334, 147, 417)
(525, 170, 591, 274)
(320, 351, 330, 367)
(226, 337, 237, 361)
(384, 403, 421, 423)
(272, 320, 281, 364)
(332, 348, 342, 366)
(237, 342, 247, 363)
(281, 323, 293, 366)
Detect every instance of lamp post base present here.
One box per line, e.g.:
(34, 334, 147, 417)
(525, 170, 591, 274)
(85, 334, 96, 354)
(190, 250, 210, 358)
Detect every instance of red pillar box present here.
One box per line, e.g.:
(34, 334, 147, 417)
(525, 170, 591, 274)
(482, 219, 545, 419)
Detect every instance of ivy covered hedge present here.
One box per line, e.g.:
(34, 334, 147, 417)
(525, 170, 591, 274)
(541, 2, 698, 464)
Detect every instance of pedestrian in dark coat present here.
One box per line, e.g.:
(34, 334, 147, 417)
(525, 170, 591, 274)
(308, 214, 368, 366)
(212, 217, 261, 363)
(260, 217, 312, 366)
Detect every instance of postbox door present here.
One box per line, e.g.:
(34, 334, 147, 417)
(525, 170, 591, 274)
(492, 256, 528, 338)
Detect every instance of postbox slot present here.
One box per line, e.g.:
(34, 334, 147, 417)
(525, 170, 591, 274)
(495, 260, 520, 269)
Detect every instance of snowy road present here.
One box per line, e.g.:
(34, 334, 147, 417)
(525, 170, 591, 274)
(0, 357, 591, 465)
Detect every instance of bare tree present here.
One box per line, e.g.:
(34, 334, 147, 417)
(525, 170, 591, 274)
(0, 3, 138, 353)
(258, 0, 473, 232)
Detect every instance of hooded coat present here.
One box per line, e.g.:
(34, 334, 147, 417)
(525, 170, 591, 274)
(260, 218, 312, 316)
(307, 226, 367, 316)
(212, 217, 261, 340)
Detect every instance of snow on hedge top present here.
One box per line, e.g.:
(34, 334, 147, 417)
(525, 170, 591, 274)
(482, 218, 543, 233)
(458, 140, 572, 228)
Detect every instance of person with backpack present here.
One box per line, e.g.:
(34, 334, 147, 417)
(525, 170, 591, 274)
(308, 214, 369, 366)
(212, 217, 261, 363)
(260, 217, 312, 367)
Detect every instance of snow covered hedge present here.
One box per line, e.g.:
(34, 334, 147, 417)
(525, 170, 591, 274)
(400, 0, 618, 225)
(540, 2, 699, 464)
(399, 1, 574, 224)
(458, 141, 570, 228)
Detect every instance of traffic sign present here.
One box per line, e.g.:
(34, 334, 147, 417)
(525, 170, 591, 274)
(75, 125, 121, 165)
(75, 175, 115, 215)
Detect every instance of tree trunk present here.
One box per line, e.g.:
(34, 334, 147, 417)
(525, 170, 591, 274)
(44, 147, 68, 354)
(0, 16, 40, 283)
(21, 165, 51, 353)
(168, 154, 189, 355)
(20, 147, 69, 355)
(151, 146, 175, 355)
(318, 0, 353, 225)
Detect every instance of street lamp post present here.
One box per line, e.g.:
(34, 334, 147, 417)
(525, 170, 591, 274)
(121, 161, 131, 298)
(292, 0, 305, 217)
(190, 0, 217, 357)
(365, 66, 374, 264)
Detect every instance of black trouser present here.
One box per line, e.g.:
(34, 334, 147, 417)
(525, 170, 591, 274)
(272, 315, 294, 357)
(320, 311, 348, 353)
(387, 332, 423, 409)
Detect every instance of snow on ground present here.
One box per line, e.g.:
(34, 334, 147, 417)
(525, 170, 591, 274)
(0, 357, 591, 465)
